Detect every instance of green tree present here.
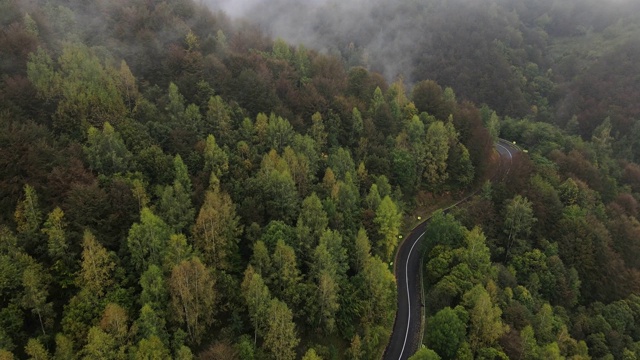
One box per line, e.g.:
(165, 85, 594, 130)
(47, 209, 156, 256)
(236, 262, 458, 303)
(309, 112, 327, 153)
(25, 338, 50, 360)
(167, 83, 185, 124)
(373, 196, 402, 262)
(127, 208, 171, 274)
(409, 347, 442, 360)
(206, 96, 233, 143)
(461, 228, 491, 282)
(357, 257, 397, 332)
(426, 307, 467, 360)
(254, 153, 299, 224)
(117, 60, 138, 111)
(282, 147, 312, 196)
(347, 334, 363, 360)
(82, 326, 118, 360)
(203, 134, 229, 178)
(266, 115, 294, 152)
(328, 148, 355, 181)
(503, 195, 537, 260)
(156, 155, 194, 234)
(263, 299, 299, 360)
(21, 261, 53, 336)
(79, 230, 115, 297)
(181, 103, 203, 137)
(163, 234, 193, 273)
(241, 266, 271, 344)
(270, 240, 302, 311)
(272, 38, 292, 61)
(53, 333, 74, 360)
(447, 143, 474, 190)
(365, 184, 382, 211)
(28, 44, 126, 138)
(84, 122, 132, 176)
(26, 47, 58, 100)
(41, 207, 67, 260)
(302, 348, 322, 360)
(296, 193, 328, 261)
(134, 336, 171, 360)
(136, 304, 168, 344)
(168, 257, 216, 345)
(353, 228, 372, 273)
(250, 240, 271, 276)
(14, 184, 42, 236)
(192, 187, 241, 271)
(352, 107, 364, 141)
(139, 265, 168, 312)
(463, 285, 507, 353)
(99, 303, 129, 350)
(316, 270, 340, 333)
(423, 121, 451, 192)
(520, 325, 540, 360)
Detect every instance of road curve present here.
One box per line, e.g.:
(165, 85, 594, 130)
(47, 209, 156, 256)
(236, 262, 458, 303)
(383, 140, 519, 360)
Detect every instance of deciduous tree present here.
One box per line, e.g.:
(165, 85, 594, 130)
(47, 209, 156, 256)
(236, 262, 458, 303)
(192, 187, 241, 271)
(168, 257, 216, 345)
(127, 208, 171, 274)
(373, 196, 402, 262)
(263, 299, 299, 360)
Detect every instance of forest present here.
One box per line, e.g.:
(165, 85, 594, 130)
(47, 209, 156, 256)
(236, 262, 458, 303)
(0, 0, 639, 359)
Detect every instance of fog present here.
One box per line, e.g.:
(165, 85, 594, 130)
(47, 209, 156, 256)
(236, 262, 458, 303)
(206, 0, 423, 80)
(205, 0, 639, 82)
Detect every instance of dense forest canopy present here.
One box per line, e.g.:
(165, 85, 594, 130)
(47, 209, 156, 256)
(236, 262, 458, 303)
(210, 0, 640, 134)
(0, 0, 639, 359)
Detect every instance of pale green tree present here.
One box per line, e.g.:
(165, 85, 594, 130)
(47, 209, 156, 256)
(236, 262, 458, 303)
(302, 348, 322, 360)
(163, 234, 193, 273)
(309, 112, 327, 153)
(21, 261, 53, 336)
(206, 96, 232, 142)
(296, 193, 328, 261)
(203, 134, 229, 178)
(79, 230, 115, 297)
(169, 257, 216, 345)
(81, 327, 118, 360)
(270, 240, 302, 311)
(53, 333, 74, 360)
(251, 240, 271, 276)
(353, 228, 372, 273)
(139, 265, 168, 312)
(14, 184, 42, 236)
(263, 299, 299, 360)
(463, 285, 507, 353)
(423, 121, 450, 191)
(41, 207, 67, 259)
(409, 347, 441, 360)
(127, 208, 171, 274)
(25, 338, 50, 360)
(134, 336, 171, 360)
(241, 266, 271, 344)
(374, 196, 402, 262)
(192, 187, 241, 271)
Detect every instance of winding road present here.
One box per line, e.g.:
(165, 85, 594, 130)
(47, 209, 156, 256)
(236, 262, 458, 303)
(383, 140, 518, 360)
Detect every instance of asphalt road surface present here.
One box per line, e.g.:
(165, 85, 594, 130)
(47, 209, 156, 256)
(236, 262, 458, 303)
(383, 140, 518, 360)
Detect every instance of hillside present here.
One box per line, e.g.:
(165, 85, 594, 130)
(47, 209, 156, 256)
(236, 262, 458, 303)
(1, 0, 640, 359)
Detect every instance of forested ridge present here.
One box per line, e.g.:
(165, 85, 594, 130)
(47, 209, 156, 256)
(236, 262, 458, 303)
(0, 0, 639, 359)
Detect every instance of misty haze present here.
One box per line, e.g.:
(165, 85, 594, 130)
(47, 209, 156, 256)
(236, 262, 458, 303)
(1, 0, 640, 359)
